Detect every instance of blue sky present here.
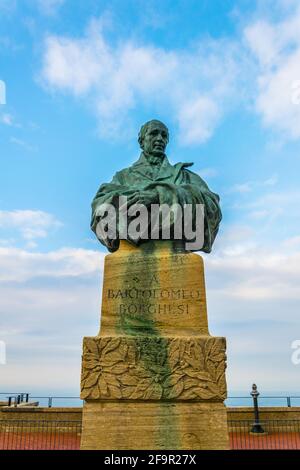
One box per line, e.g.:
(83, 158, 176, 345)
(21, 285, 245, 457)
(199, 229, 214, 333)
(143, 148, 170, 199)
(1, 0, 300, 396)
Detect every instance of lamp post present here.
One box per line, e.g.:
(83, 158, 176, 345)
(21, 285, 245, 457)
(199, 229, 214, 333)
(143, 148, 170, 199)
(250, 383, 265, 434)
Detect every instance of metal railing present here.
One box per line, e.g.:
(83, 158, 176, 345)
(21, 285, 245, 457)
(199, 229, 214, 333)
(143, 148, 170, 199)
(0, 420, 81, 450)
(1, 385, 299, 450)
(226, 396, 300, 408)
(26, 396, 83, 408)
(229, 419, 300, 450)
(0, 418, 299, 450)
(2, 394, 300, 408)
(0, 393, 83, 408)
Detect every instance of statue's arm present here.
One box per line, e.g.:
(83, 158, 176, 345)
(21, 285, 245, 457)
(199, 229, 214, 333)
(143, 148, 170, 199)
(182, 170, 222, 251)
(143, 171, 222, 252)
(91, 172, 125, 235)
(91, 170, 153, 250)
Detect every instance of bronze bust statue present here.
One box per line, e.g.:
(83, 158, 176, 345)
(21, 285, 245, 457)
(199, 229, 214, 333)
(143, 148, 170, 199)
(91, 120, 222, 252)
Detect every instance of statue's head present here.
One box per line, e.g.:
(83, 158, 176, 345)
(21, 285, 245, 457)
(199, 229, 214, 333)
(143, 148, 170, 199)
(138, 120, 169, 157)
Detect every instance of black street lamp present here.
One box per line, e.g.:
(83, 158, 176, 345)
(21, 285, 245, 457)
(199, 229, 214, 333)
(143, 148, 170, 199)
(250, 383, 265, 434)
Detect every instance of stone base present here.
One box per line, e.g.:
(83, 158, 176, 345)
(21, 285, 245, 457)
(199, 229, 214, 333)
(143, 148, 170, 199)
(80, 401, 229, 450)
(80, 242, 229, 450)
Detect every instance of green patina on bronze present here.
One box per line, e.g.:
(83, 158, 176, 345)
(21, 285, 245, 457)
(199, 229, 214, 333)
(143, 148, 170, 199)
(116, 243, 180, 448)
(117, 243, 157, 336)
(91, 120, 222, 253)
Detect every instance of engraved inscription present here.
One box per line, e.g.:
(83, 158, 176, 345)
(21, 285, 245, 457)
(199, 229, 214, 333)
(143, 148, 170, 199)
(106, 288, 201, 317)
(107, 288, 201, 300)
(119, 303, 189, 315)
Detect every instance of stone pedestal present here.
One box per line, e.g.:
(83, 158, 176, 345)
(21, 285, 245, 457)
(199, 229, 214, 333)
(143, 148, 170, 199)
(80, 241, 229, 450)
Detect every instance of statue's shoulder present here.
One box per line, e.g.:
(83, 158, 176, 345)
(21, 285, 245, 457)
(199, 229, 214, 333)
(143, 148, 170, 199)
(115, 159, 140, 175)
(112, 156, 145, 181)
(110, 166, 132, 184)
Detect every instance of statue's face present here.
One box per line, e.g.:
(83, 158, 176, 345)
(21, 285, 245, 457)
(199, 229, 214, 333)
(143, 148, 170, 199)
(142, 123, 168, 157)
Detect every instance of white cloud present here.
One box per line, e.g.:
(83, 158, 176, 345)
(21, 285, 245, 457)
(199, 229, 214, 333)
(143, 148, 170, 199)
(282, 235, 300, 248)
(42, 32, 110, 95)
(0, 113, 13, 125)
(178, 96, 220, 145)
(0, 244, 103, 392)
(225, 188, 300, 263)
(0, 209, 62, 243)
(37, 3, 300, 145)
(203, 217, 300, 391)
(40, 19, 239, 144)
(36, 0, 65, 16)
(232, 182, 253, 193)
(229, 174, 278, 194)
(0, 246, 102, 282)
(0, 0, 16, 14)
(10, 137, 37, 152)
(197, 168, 218, 179)
(207, 246, 300, 302)
(0, 113, 21, 127)
(244, 4, 300, 139)
(0, 36, 23, 53)
(206, 187, 300, 305)
(246, 189, 300, 211)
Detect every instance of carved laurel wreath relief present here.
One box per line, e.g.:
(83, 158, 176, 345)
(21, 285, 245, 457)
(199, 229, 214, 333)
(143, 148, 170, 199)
(81, 336, 227, 401)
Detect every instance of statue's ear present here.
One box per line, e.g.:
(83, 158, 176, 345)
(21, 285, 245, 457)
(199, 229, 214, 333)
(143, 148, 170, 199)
(138, 136, 144, 148)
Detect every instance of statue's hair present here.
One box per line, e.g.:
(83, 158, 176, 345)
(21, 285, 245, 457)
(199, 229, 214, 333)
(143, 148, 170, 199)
(138, 120, 169, 147)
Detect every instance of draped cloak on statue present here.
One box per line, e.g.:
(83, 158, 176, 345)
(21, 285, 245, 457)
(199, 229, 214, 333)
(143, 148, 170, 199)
(91, 152, 222, 253)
